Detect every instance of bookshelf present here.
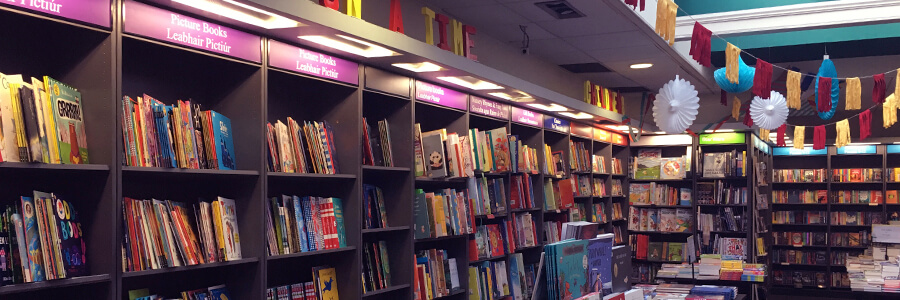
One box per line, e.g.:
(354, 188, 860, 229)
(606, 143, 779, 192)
(0, 2, 633, 300)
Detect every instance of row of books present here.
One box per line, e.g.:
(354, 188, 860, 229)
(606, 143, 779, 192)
(265, 196, 346, 256)
(593, 155, 607, 173)
(833, 190, 884, 204)
(696, 181, 747, 204)
(362, 118, 394, 167)
(773, 169, 827, 183)
(573, 174, 592, 197)
(700, 151, 746, 178)
(509, 212, 539, 250)
(542, 178, 575, 211)
(612, 157, 624, 175)
(363, 185, 389, 230)
(122, 196, 240, 272)
(570, 140, 591, 173)
(0, 192, 87, 285)
(545, 144, 565, 177)
(592, 203, 609, 223)
(831, 211, 882, 225)
(772, 190, 826, 204)
(700, 237, 745, 256)
(771, 270, 835, 287)
(361, 241, 392, 293)
(771, 249, 828, 265)
(628, 183, 691, 206)
(630, 263, 660, 283)
(772, 211, 827, 224)
(130, 284, 231, 300)
(545, 233, 616, 299)
(633, 149, 688, 180)
(470, 177, 509, 215)
(472, 224, 508, 260)
(630, 235, 689, 262)
(266, 119, 339, 174)
(831, 250, 865, 265)
(508, 253, 539, 300)
(627, 207, 691, 232)
(772, 231, 827, 246)
(629, 284, 738, 300)
(470, 260, 510, 300)
(414, 248, 461, 300)
(266, 282, 316, 300)
(569, 203, 589, 222)
(0, 75, 88, 164)
(123, 95, 233, 170)
(510, 174, 537, 210)
(415, 126, 532, 178)
(611, 179, 623, 196)
(833, 168, 882, 182)
(698, 208, 746, 232)
(889, 167, 900, 182)
(413, 188, 473, 239)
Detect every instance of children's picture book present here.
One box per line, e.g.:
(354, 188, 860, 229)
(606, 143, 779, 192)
(658, 208, 676, 232)
(675, 209, 691, 232)
(548, 239, 589, 300)
(702, 153, 727, 178)
(647, 209, 659, 231)
(628, 184, 651, 205)
(421, 132, 447, 178)
(634, 148, 661, 180)
(552, 151, 565, 177)
(45, 77, 88, 164)
(210, 111, 235, 170)
(647, 242, 662, 261)
(659, 157, 685, 179)
(218, 197, 242, 261)
(587, 234, 614, 296)
(679, 188, 692, 206)
(315, 266, 340, 300)
(207, 284, 232, 300)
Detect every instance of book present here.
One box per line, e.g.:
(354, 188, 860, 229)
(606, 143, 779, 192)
(633, 149, 661, 180)
(588, 234, 614, 295)
(45, 77, 88, 164)
(702, 153, 726, 178)
(314, 266, 340, 300)
(659, 157, 685, 179)
(0, 73, 24, 162)
(422, 131, 447, 178)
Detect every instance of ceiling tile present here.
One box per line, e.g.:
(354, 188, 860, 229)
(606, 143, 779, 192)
(560, 63, 611, 73)
(542, 51, 595, 65)
(442, 4, 529, 25)
(503, 1, 558, 22)
(588, 45, 662, 64)
(535, 16, 632, 38)
(508, 39, 582, 63)
(480, 22, 556, 43)
(564, 31, 651, 51)
(583, 73, 640, 88)
(422, 0, 498, 9)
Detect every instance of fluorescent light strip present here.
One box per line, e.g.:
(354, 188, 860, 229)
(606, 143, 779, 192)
(392, 62, 443, 73)
(488, 92, 512, 100)
(436, 76, 503, 90)
(527, 103, 568, 112)
(847, 142, 879, 145)
(298, 35, 397, 58)
(173, 0, 301, 29)
(559, 112, 593, 119)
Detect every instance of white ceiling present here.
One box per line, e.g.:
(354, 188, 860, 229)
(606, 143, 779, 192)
(422, 0, 715, 94)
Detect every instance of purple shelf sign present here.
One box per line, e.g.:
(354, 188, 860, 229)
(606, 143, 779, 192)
(470, 96, 509, 120)
(1, 0, 110, 27)
(268, 40, 359, 85)
(123, 0, 261, 63)
(415, 81, 467, 110)
(511, 107, 542, 126)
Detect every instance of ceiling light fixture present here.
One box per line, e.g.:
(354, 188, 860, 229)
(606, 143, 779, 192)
(298, 34, 398, 58)
(488, 92, 512, 100)
(704, 129, 735, 132)
(527, 103, 568, 112)
(436, 76, 504, 90)
(559, 112, 593, 119)
(630, 63, 653, 69)
(173, 0, 301, 29)
(392, 62, 443, 73)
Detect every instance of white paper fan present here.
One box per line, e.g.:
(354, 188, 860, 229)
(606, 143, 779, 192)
(653, 75, 700, 134)
(750, 90, 789, 130)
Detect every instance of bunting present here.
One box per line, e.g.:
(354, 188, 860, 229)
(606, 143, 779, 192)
(742, 103, 754, 127)
(859, 109, 871, 140)
(732, 97, 741, 121)
(896, 69, 900, 96)
(752, 59, 772, 98)
(817, 79, 832, 112)
(776, 124, 787, 147)
(793, 126, 805, 150)
(689, 22, 712, 67)
(874, 73, 886, 104)
(726, 43, 741, 84)
(625, 0, 645, 11)
(813, 125, 826, 150)
(835, 119, 851, 148)
(665, 1, 678, 46)
(786, 70, 801, 109)
(846, 77, 861, 110)
(886, 93, 898, 128)
(655, 0, 672, 44)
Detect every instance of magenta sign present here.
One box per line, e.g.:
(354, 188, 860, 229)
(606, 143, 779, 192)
(415, 81, 467, 110)
(511, 107, 542, 126)
(469, 96, 509, 120)
(123, 0, 261, 63)
(1, 0, 110, 27)
(268, 40, 359, 85)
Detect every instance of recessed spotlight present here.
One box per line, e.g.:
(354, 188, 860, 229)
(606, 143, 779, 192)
(630, 63, 653, 69)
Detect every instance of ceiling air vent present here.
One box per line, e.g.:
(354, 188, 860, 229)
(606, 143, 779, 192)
(535, 1, 585, 19)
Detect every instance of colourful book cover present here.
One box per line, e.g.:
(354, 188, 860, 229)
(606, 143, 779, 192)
(647, 242, 663, 261)
(0, 73, 24, 162)
(208, 284, 232, 300)
(588, 233, 614, 296)
(634, 148, 661, 180)
(422, 132, 447, 178)
(45, 77, 88, 164)
(217, 197, 242, 260)
(550, 239, 590, 300)
(888, 190, 899, 204)
(20, 196, 45, 281)
(628, 184, 651, 205)
(679, 188, 692, 206)
(659, 157, 685, 179)
(658, 208, 676, 232)
(53, 198, 88, 277)
(487, 127, 510, 172)
(667, 243, 683, 262)
(210, 110, 236, 170)
(315, 267, 339, 300)
(647, 209, 659, 231)
(675, 209, 691, 232)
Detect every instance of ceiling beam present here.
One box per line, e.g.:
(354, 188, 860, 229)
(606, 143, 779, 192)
(674, 0, 900, 42)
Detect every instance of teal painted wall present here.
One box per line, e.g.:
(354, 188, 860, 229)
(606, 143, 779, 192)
(710, 23, 900, 51)
(677, 0, 836, 15)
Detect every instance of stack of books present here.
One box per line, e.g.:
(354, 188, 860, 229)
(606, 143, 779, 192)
(846, 256, 882, 291)
(697, 255, 722, 280)
(741, 263, 766, 282)
(265, 196, 346, 255)
(719, 258, 743, 281)
(267, 282, 317, 300)
(266, 119, 339, 174)
(655, 263, 694, 279)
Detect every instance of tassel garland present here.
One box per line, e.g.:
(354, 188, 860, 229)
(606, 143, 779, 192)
(752, 59, 773, 98)
(793, 126, 805, 150)
(896, 69, 900, 96)
(817, 78, 832, 112)
(732, 97, 741, 121)
(813, 125, 826, 150)
(787, 70, 802, 109)
(625, 0, 645, 11)
(654, 0, 668, 40)
(874, 73, 886, 104)
(886, 93, 898, 128)
(689, 22, 712, 67)
(726, 43, 741, 84)
(846, 77, 861, 110)
(665, 1, 678, 46)
(776, 124, 787, 147)
(760, 128, 770, 140)
(655, 0, 677, 45)
(859, 109, 871, 140)
(835, 119, 851, 148)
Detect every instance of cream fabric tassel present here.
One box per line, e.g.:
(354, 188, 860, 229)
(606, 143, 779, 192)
(793, 126, 805, 150)
(760, 129, 770, 141)
(787, 70, 802, 109)
(726, 43, 741, 84)
(835, 119, 851, 148)
(666, 0, 678, 46)
(732, 97, 741, 121)
(845, 77, 861, 110)
(655, 0, 668, 39)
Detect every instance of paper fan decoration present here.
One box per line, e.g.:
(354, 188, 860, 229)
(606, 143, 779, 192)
(654, 75, 700, 134)
(714, 56, 755, 93)
(750, 91, 789, 130)
(814, 58, 839, 120)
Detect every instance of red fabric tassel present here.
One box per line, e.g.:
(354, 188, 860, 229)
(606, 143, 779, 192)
(859, 109, 872, 140)
(818, 79, 832, 112)
(689, 22, 712, 67)
(753, 59, 773, 98)
(742, 103, 754, 127)
(777, 124, 787, 147)
(625, 0, 645, 11)
(721, 90, 727, 106)
(813, 125, 826, 150)
(874, 73, 886, 104)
